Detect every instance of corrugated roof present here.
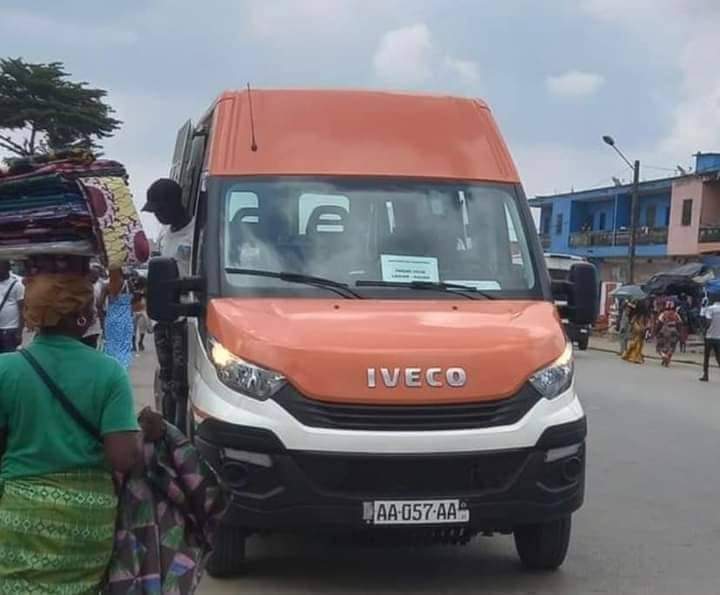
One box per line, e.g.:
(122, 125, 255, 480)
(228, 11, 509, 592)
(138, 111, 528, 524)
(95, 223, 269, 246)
(530, 174, 679, 205)
(206, 89, 520, 182)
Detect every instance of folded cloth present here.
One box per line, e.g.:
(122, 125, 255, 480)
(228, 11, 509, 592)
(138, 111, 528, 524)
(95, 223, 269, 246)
(0, 154, 148, 269)
(0, 160, 127, 185)
(105, 421, 227, 594)
(79, 176, 149, 269)
(0, 148, 95, 176)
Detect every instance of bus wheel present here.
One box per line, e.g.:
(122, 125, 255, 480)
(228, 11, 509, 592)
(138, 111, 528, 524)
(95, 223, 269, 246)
(206, 525, 248, 578)
(514, 516, 571, 571)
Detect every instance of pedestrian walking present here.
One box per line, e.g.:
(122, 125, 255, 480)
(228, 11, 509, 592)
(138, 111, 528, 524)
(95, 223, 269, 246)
(622, 300, 649, 365)
(142, 178, 193, 430)
(676, 294, 691, 352)
(81, 263, 107, 349)
(132, 275, 151, 352)
(656, 301, 682, 367)
(618, 300, 631, 355)
(0, 261, 24, 353)
(699, 298, 720, 382)
(103, 269, 134, 369)
(0, 263, 139, 593)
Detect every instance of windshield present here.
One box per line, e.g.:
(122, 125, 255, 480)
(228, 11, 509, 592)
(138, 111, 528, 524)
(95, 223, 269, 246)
(220, 178, 540, 299)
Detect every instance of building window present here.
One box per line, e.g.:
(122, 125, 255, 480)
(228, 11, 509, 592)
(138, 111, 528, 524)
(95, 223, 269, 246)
(665, 207, 671, 226)
(681, 199, 693, 226)
(542, 215, 551, 235)
(598, 212, 607, 230)
(555, 213, 563, 235)
(646, 205, 656, 228)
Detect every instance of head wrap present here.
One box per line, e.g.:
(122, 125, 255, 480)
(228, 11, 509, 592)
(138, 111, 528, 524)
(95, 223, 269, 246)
(24, 273, 93, 330)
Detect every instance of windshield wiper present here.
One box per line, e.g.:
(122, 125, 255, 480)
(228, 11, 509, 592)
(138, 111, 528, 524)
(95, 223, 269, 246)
(355, 280, 494, 300)
(224, 268, 363, 299)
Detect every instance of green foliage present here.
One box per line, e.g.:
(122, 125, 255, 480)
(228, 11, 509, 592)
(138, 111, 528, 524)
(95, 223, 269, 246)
(0, 57, 121, 156)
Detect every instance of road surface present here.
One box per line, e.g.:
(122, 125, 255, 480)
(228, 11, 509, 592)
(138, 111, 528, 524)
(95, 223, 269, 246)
(131, 348, 720, 594)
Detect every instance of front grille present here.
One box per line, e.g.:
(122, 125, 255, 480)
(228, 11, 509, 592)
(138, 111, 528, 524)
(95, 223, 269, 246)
(293, 451, 530, 496)
(273, 384, 542, 431)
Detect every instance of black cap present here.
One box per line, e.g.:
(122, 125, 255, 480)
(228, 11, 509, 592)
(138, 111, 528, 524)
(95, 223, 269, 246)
(143, 178, 182, 212)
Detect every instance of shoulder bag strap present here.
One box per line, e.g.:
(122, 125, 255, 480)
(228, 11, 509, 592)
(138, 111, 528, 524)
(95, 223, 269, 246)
(20, 349, 103, 443)
(0, 280, 17, 314)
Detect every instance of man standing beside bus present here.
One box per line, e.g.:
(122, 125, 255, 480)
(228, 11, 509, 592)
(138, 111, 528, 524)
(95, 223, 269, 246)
(0, 261, 24, 353)
(143, 179, 194, 430)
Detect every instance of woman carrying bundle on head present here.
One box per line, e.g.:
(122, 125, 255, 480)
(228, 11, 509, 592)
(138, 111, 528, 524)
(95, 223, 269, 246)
(0, 256, 140, 594)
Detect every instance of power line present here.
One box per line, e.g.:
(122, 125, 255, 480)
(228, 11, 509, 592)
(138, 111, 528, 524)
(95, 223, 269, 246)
(643, 164, 679, 173)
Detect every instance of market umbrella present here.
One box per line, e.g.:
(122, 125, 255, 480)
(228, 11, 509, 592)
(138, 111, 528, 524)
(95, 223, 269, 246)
(611, 284, 647, 300)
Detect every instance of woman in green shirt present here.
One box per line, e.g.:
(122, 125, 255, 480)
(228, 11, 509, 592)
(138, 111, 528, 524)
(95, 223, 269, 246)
(0, 267, 140, 594)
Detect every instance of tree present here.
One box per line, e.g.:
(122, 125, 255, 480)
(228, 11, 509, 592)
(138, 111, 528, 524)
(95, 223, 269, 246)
(0, 57, 121, 157)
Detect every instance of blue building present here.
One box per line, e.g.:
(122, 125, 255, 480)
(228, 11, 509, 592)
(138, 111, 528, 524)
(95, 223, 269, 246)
(529, 153, 720, 282)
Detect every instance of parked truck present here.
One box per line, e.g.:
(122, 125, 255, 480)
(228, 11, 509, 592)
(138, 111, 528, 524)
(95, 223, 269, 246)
(148, 89, 598, 577)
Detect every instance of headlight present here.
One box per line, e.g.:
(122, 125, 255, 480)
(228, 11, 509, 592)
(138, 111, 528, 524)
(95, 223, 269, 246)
(529, 343, 574, 399)
(208, 337, 286, 400)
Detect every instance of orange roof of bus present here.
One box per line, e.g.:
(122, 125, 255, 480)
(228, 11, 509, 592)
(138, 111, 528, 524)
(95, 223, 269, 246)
(206, 89, 520, 183)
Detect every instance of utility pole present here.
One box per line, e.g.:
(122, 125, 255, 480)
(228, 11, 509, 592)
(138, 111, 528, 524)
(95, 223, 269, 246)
(602, 136, 640, 284)
(628, 159, 640, 284)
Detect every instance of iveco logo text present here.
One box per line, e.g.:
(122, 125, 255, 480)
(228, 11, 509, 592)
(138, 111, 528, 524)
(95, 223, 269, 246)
(367, 367, 467, 388)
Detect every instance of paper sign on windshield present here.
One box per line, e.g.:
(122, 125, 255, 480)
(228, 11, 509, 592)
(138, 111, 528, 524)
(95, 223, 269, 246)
(381, 255, 439, 283)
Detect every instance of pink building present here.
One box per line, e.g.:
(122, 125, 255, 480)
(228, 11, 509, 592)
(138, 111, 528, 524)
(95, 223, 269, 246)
(667, 154, 720, 257)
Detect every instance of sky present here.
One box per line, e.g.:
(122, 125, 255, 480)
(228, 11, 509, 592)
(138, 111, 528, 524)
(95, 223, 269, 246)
(1, 0, 720, 237)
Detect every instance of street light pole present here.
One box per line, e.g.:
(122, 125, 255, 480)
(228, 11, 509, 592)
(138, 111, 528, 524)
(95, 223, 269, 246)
(628, 159, 640, 284)
(602, 136, 640, 284)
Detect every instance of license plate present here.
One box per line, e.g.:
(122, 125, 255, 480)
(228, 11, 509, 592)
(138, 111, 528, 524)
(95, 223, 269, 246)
(364, 499, 469, 525)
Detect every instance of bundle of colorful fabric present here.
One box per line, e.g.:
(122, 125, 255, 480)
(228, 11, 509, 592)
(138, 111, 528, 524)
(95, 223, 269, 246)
(0, 151, 149, 268)
(105, 420, 227, 594)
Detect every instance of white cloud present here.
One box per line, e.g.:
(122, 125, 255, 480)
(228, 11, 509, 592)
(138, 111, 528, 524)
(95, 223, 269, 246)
(545, 70, 605, 98)
(444, 57, 480, 85)
(373, 23, 480, 92)
(373, 23, 434, 87)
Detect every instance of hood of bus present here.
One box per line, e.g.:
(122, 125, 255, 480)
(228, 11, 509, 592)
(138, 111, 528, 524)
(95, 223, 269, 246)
(206, 299, 566, 405)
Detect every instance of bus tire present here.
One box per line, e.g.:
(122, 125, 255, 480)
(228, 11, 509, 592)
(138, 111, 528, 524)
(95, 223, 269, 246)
(206, 526, 248, 578)
(514, 516, 571, 571)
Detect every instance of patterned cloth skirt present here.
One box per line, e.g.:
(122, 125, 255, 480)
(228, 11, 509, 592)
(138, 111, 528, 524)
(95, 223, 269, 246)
(0, 469, 117, 594)
(104, 293, 133, 369)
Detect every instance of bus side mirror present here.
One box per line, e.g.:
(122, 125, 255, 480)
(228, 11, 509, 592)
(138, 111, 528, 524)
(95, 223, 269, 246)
(567, 262, 599, 325)
(147, 257, 204, 322)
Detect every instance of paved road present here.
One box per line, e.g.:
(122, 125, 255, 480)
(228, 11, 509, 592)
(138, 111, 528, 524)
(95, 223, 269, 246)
(131, 349, 720, 594)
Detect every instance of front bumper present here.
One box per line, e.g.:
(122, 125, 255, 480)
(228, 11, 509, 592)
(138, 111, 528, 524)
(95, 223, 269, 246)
(196, 416, 587, 533)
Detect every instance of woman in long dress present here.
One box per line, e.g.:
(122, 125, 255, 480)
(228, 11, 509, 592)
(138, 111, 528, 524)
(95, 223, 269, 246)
(103, 269, 134, 369)
(622, 300, 648, 364)
(656, 301, 682, 367)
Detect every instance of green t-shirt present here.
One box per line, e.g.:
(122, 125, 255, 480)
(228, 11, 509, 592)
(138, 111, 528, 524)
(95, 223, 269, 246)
(0, 334, 139, 480)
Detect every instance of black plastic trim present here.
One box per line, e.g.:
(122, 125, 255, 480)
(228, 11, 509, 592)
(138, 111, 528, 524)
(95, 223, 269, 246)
(536, 417, 587, 449)
(272, 383, 543, 432)
(197, 418, 286, 452)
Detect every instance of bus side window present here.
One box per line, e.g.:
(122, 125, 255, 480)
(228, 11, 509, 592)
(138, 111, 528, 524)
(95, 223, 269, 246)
(183, 132, 207, 219)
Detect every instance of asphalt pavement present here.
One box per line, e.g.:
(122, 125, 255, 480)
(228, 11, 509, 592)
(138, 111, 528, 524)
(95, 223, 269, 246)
(130, 347, 720, 594)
